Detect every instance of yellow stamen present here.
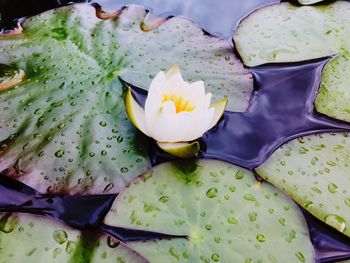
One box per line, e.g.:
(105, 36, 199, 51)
(162, 94, 195, 113)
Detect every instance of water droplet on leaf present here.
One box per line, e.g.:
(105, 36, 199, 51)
(206, 188, 218, 198)
(53, 229, 68, 244)
(54, 150, 64, 158)
(324, 214, 346, 232)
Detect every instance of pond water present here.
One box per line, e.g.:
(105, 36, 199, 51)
(1, 0, 350, 262)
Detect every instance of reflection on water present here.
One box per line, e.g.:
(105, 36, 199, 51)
(0, 0, 275, 38)
(97, 0, 276, 38)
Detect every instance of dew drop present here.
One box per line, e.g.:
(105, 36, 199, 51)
(279, 217, 286, 226)
(328, 183, 338, 194)
(182, 250, 189, 259)
(0, 214, 18, 233)
(295, 251, 305, 263)
(211, 253, 220, 262)
(235, 170, 245, 180)
(206, 187, 218, 198)
(345, 198, 350, 207)
(324, 214, 346, 232)
(303, 200, 313, 209)
(54, 150, 64, 158)
(256, 234, 266, 242)
(159, 196, 169, 203)
(229, 185, 236, 192)
(34, 108, 42, 115)
(120, 167, 129, 173)
(65, 241, 76, 254)
(243, 194, 256, 202)
(53, 248, 62, 258)
(26, 248, 37, 256)
(196, 180, 203, 187)
(168, 247, 180, 260)
(103, 183, 114, 193)
(248, 212, 257, 222)
(227, 217, 238, 224)
(285, 230, 296, 243)
(53, 229, 68, 244)
(101, 251, 107, 259)
(214, 236, 221, 243)
(99, 121, 107, 127)
(107, 236, 120, 248)
(311, 187, 322, 194)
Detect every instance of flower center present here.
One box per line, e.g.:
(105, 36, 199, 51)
(162, 94, 195, 113)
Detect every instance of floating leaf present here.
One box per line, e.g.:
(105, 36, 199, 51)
(114, 6, 253, 112)
(0, 4, 253, 194)
(234, 1, 350, 122)
(0, 212, 146, 262)
(256, 132, 350, 238)
(104, 160, 314, 262)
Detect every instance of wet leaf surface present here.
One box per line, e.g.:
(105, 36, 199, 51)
(257, 132, 350, 238)
(105, 160, 314, 262)
(0, 4, 253, 194)
(0, 212, 147, 262)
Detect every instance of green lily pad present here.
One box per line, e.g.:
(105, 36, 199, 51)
(256, 132, 350, 238)
(0, 212, 146, 262)
(234, 1, 350, 122)
(0, 4, 252, 194)
(104, 160, 314, 262)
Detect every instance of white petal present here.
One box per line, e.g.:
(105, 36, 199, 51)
(149, 71, 166, 94)
(190, 80, 205, 96)
(160, 101, 177, 114)
(165, 65, 181, 79)
(203, 92, 213, 109)
(146, 108, 214, 142)
(163, 71, 185, 92)
(145, 71, 167, 129)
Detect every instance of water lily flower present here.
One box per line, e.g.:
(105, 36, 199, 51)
(125, 65, 227, 158)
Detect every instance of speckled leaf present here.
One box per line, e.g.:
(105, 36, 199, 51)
(114, 7, 253, 112)
(256, 132, 350, 238)
(0, 212, 146, 263)
(0, 4, 254, 194)
(234, 1, 350, 123)
(104, 159, 314, 262)
(234, 2, 345, 67)
(314, 52, 350, 122)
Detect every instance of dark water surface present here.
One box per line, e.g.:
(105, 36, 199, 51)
(1, 0, 350, 262)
